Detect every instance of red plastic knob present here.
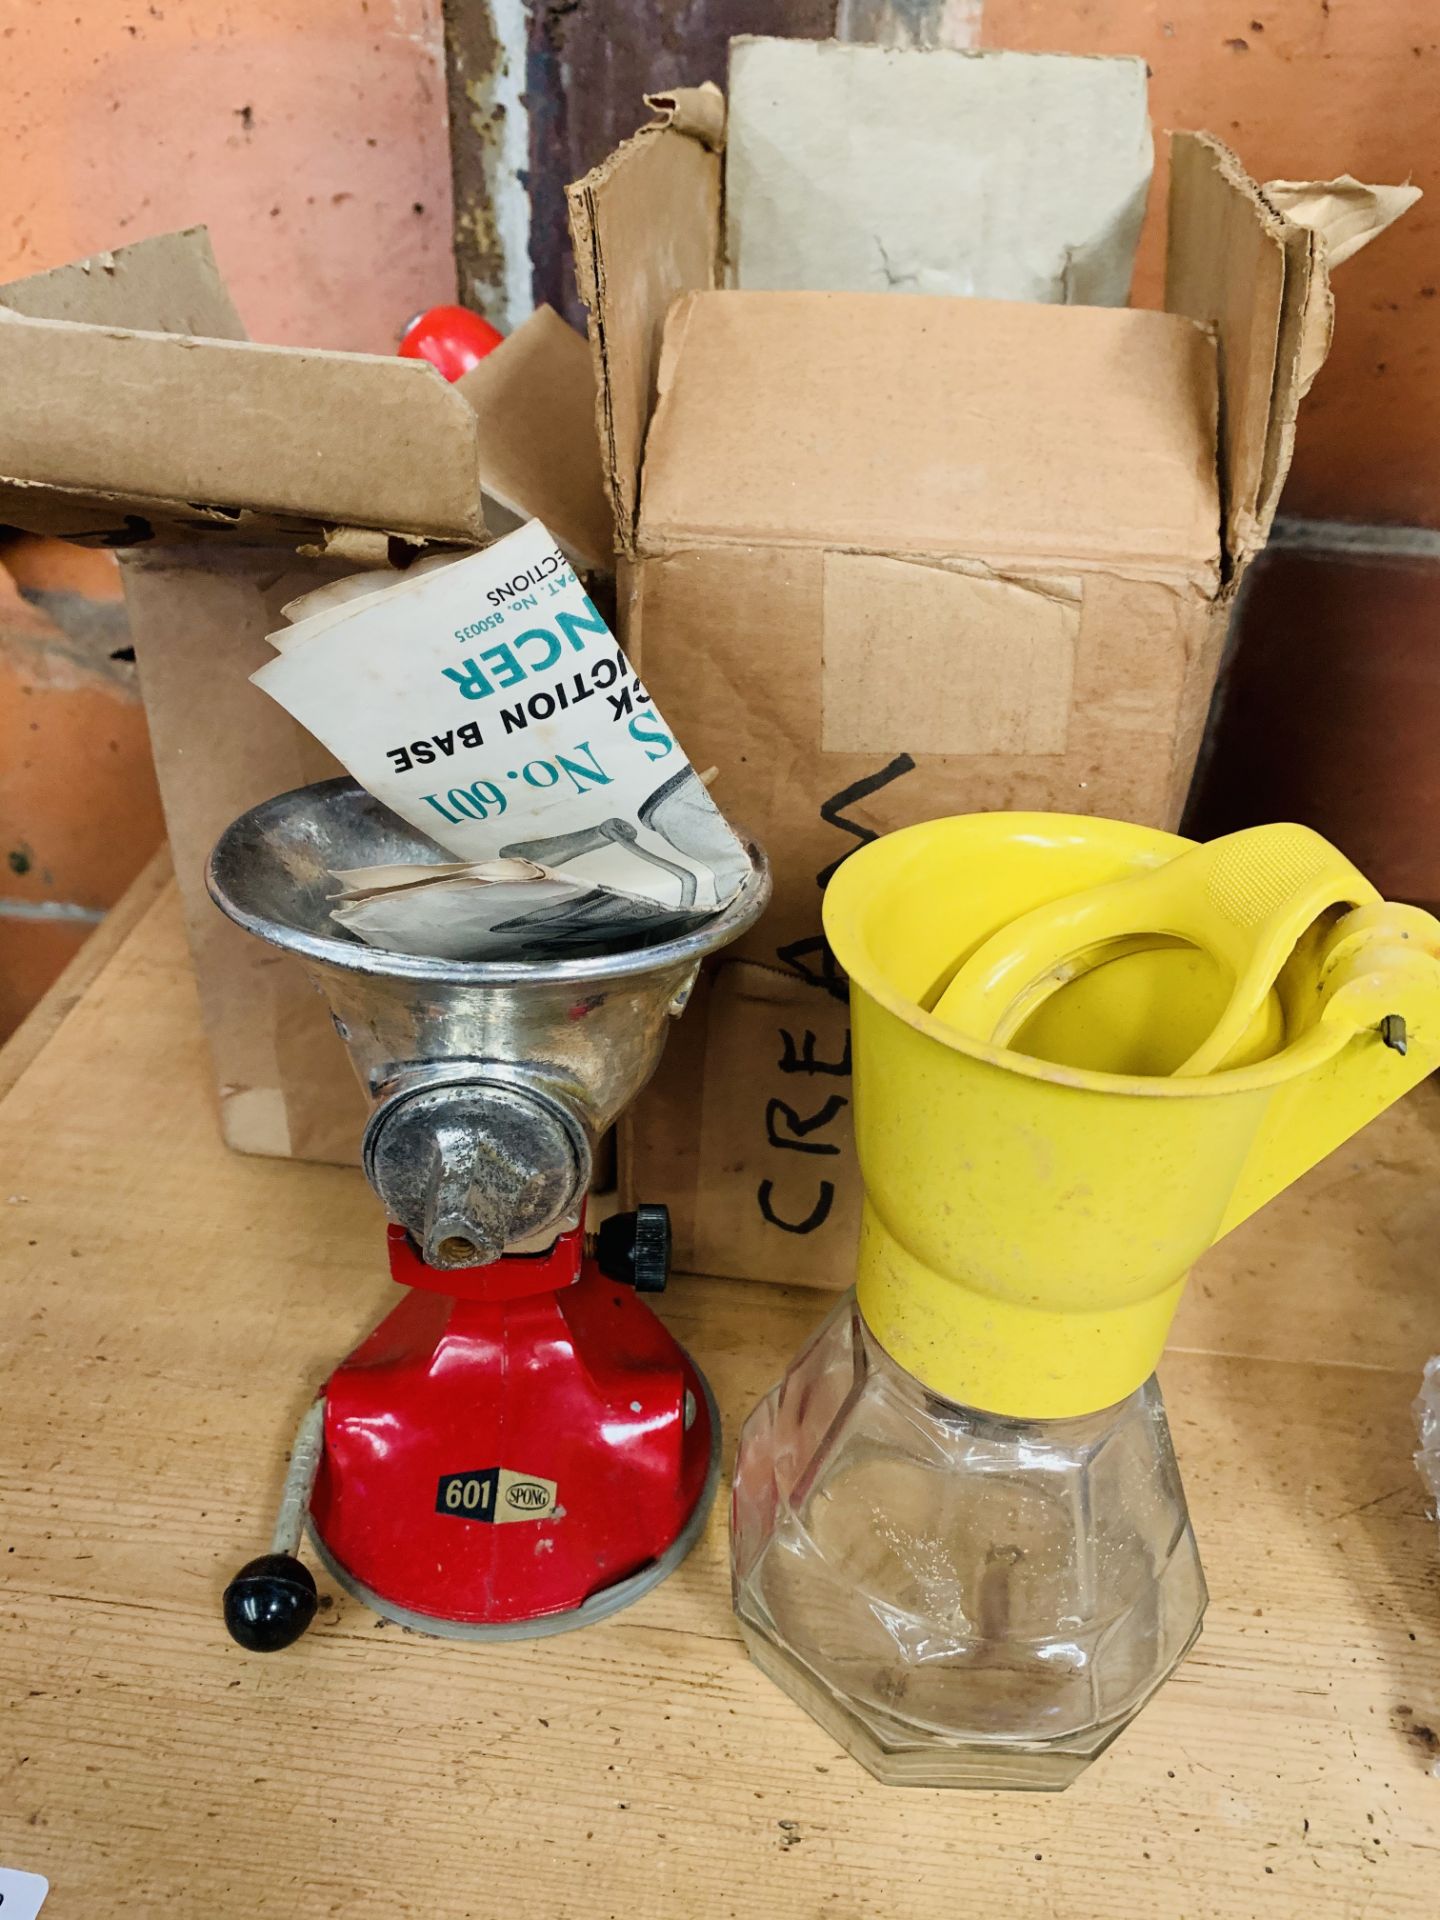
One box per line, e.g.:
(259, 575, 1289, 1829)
(398, 304, 505, 382)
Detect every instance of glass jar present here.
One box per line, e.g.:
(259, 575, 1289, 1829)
(731, 1293, 1206, 1789)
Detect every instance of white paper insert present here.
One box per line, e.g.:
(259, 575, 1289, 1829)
(252, 521, 750, 958)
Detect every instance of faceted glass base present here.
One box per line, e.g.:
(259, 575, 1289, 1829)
(731, 1293, 1207, 1791)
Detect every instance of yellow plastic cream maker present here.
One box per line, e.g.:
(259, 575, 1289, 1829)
(730, 813, 1440, 1790)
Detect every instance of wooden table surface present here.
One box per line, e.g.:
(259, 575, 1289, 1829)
(2, 867, 1439, 1918)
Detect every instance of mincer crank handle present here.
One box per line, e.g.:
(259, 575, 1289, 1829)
(222, 1400, 326, 1652)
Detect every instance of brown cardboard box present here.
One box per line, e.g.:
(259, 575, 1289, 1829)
(567, 59, 1366, 1288)
(0, 228, 610, 1160)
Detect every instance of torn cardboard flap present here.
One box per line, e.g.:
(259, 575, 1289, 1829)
(643, 81, 726, 150)
(566, 96, 723, 555)
(725, 38, 1153, 306)
(299, 527, 402, 570)
(641, 290, 1220, 581)
(1264, 174, 1421, 271)
(1166, 132, 1290, 573)
(1167, 135, 1419, 571)
(1263, 171, 1422, 411)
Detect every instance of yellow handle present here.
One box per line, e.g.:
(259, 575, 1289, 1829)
(933, 823, 1378, 1076)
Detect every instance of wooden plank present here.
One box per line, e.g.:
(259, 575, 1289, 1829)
(1, 888, 1438, 1917)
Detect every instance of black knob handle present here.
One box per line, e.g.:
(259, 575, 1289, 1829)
(596, 1204, 672, 1294)
(223, 1552, 318, 1652)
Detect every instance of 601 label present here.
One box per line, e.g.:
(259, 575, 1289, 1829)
(436, 1467, 558, 1525)
(438, 1469, 497, 1518)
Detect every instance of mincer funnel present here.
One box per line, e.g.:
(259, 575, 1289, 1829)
(208, 777, 769, 1267)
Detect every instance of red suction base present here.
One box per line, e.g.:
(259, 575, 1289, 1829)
(306, 1224, 718, 1637)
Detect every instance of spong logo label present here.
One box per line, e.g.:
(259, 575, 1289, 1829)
(435, 1467, 559, 1524)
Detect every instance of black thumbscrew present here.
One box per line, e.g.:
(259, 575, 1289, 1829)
(224, 1553, 318, 1652)
(223, 1399, 326, 1652)
(596, 1203, 672, 1293)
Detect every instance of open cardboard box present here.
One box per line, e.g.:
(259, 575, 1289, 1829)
(566, 39, 1414, 1286)
(0, 230, 610, 1160)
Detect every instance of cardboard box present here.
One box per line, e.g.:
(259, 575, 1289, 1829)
(0, 229, 610, 1160)
(566, 45, 1378, 1287)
